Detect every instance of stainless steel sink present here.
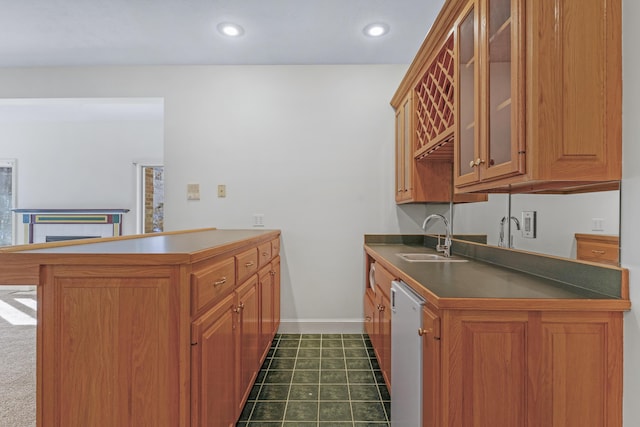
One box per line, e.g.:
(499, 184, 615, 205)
(396, 253, 469, 263)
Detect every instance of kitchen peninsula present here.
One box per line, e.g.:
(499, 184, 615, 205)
(0, 227, 281, 427)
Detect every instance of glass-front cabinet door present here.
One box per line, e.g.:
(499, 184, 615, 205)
(481, 0, 525, 181)
(454, 1, 480, 186)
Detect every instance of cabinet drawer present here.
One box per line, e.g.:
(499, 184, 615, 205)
(575, 234, 619, 266)
(236, 248, 258, 284)
(271, 238, 280, 257)
(577, 241, 619, 265)
(258, 242, 272, 268)
(191, 257, 236, 313)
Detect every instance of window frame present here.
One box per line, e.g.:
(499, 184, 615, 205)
(0, 158, 17, 245)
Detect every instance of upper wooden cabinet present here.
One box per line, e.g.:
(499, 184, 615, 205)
(455, 0, 621, 193)
(393, 37, 486, 205)
(394, 0, 622, 195)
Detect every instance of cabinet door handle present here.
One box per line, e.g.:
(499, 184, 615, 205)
(474, 158, 485, 166)
(365, 316, 372, 321)
(469, 160, 476, 168)
(213, 277, 227, 287)
(378, 305, 385, 312)
(418, 327, 433, 337)
(262, 252, 269, 256)
(592, 250, 606, 255)
(233, 302, 244, 313)
(245, 261, 255, 267)
(270, 270, 276, 276)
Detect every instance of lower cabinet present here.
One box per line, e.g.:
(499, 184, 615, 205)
(192, 243, 281, 427)
(259, 257, 280, 358)
(191, 293, 237, 427)
(423, 308, 623, 427)
(377, 290, 391, 389)
(364, 262, 393, 391)
(236, 275, 260, 415)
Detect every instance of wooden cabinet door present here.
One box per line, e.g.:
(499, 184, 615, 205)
(395, 94, 413, 202)
(533, 312, 623, 427)
(191, 293, 237, 427)
(259, 265, 273, 353)
(444, 310, 528, 427)
(364, 290, 376, 343)
(378, 292, 392, 390)
(479, 0, 525, 182)
(271, 257, 281, 335)
(422, 307, 441, 427)
(43, 265, 180, 427)
(454, 0, 481, 186)
(236, 275, 260, 415)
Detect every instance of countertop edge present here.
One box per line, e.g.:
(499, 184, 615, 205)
(364, 244, 631, 312)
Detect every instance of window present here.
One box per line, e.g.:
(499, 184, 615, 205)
(137, 164, 164, 233)
(0, 159, 16, 246)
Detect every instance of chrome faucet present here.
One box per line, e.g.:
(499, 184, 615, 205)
(422, 214, 452, 257)
(499, 216, 521, 248)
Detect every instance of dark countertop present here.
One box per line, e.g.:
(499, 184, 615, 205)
(19, 229, 277, 255)
(365, 243, 618, 301)
(0, 229, 281, 271)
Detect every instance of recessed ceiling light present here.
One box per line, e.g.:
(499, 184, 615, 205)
(217, 22, 245, 37)
(363, 23, 390, 37)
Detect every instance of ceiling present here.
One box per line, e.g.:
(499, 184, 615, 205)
(0, 0, 445, 67)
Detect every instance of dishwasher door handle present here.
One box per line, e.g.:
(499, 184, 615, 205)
(390, 287, 396, 313)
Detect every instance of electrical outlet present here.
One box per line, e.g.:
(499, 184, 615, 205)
(522, 211, 536, 238)
(253, 214, 264, 227)
(217, 184, 226, 198)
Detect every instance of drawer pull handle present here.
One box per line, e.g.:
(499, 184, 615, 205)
(213, 277, 227, 287)
(592, 250, 606, 255)
(262, 252, 269, 256)
(245, 261, 255, 267)
(365, 316, 372, 321)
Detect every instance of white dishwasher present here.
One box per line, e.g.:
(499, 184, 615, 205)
(390, 280, 425, 427)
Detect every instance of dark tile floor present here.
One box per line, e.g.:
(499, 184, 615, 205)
(236, 333, 390, 427)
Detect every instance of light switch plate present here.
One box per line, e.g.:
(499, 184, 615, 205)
(187, 183, 200, 200)
(217, 184, 226, 198)
(522, 211, 536, 238)
(592, 218, 604, 231)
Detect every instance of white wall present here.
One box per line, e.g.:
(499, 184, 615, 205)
(0, 113, 163, 238)
(0, 65, 410, 330)
(622, 0, 640, 425)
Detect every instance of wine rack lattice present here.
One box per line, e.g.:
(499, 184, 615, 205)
(414, 34, 455, 159)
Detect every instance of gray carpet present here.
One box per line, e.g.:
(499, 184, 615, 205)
(0, 288, 36, 427)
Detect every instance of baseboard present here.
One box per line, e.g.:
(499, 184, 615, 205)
(278, 319, 365, 334)
(0, 285, 36, 292)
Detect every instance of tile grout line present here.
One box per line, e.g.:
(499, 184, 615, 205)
(317, 334, 322, 427)
(281, 334, 301, 427)
(344, 334, 356, 427)
(366, 332, 390, 423)
(244, 335, 277, 424)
